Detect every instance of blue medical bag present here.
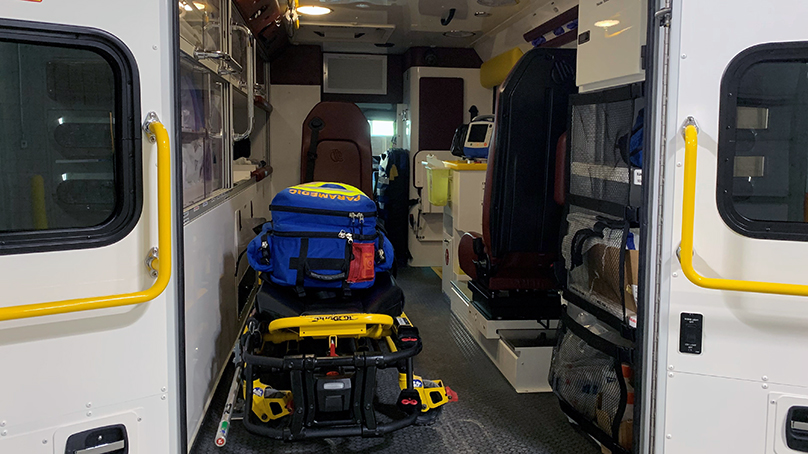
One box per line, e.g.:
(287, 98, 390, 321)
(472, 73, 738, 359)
(247, 182, 394, 293)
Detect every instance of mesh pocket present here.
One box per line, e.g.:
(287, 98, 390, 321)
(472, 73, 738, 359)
(562, 207, 639, 322)
(569, 99, 635, 207)
(549, 310, 629, 440)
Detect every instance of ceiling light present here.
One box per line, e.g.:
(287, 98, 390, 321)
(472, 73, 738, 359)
(594, 19, 620, 28)
(443, 30, 476, 38)
(355, 2, 370, 8)
(297, 5, 333, 15)
(476, 0, 517, 6)
(179, 1, 206, 11)
(474, 11, 491, 17)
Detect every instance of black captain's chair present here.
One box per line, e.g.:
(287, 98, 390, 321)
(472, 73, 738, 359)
(458, 47, 577, 320)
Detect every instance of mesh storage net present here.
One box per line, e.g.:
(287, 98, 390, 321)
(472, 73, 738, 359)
(561, 206, 639, 322)
(549, 312, 628, 439)
(569, 99, 635, 207)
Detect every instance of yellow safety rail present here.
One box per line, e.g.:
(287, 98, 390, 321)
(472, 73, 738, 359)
(0, 113, 172, 321)
(268, 313, 393, 338)
(680, 121, 808, 296)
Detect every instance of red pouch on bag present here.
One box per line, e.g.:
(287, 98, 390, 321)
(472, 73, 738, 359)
(348, 242, 376, 283)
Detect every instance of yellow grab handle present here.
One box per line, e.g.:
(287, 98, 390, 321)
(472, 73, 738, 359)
(0, 113, 172, 321)
(680, 120, 808, 296)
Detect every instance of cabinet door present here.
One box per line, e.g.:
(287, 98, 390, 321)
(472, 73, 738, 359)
(179, 0, 225, 52)
(180, 58, 227, 207)
(205, 77, 226, 196)
(230, 8, 251, 89)
(180, 60, 206, 205)
(418, 77, 463, 151)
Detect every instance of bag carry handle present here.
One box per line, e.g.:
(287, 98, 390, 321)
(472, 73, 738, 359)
(304, 264, 347, 282)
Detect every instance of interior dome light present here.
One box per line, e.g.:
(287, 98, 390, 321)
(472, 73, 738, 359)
(179, 1, 206, 11)
(297, 5, 333, 15)
(594, 19, 620, 28)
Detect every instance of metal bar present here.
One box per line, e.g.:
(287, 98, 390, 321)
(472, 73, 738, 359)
(0, 113, 172, 321)
(214, 363, 242, 447)
(75, 440, 126, 454)
(232, 23, 254, 141)
(194, 50, 244, 74)
(679, 121, 808, 296)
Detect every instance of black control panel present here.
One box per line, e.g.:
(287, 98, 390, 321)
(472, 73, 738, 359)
(679, 312, 703, 354)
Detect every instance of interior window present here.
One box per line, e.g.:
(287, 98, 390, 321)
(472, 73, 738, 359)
(370, 120, 394, 137)
(718, 44, 808, 239)
(0, 22, 140, 254)
(368, 119, 395, 156)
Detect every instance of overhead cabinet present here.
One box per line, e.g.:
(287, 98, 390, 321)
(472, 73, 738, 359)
(178, 0, 259, 210)
(180, 57, 228, 207)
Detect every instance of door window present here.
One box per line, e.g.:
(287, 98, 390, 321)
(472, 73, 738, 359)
(718, 43, 808, 240)
(0, 20, 141, 254)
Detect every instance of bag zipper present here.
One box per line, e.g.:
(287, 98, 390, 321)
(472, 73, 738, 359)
(272, 230, 377, 241)
(338, 230, 354, 244)
(270, 205, 376, 222)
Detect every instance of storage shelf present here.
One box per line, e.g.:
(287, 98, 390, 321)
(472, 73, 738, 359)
(570, 162, 630, 184)
(563, 290, 637, 342)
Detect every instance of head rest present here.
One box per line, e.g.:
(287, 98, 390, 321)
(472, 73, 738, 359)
(301, 102, 373, 196)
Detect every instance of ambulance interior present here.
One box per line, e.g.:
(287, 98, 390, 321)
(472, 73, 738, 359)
(0, 0, 650, 453)
(174, 0, 647, 452)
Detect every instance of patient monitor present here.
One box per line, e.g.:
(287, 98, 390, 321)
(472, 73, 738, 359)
(463, 115, 495, 159)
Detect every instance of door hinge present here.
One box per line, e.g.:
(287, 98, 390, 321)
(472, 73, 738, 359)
(655, 7, 672, 27)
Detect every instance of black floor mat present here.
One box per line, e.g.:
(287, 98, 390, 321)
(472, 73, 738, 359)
(189, 267, 600, 454)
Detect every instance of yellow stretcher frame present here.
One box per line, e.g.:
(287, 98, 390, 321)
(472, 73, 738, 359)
(0, 113, 172, 322)
(263, 313, 394, 343)
(246, 310, 454, 419)
(680, 120, 808, 296)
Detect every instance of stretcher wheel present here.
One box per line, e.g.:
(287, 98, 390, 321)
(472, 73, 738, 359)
(415, 406, 443, 426)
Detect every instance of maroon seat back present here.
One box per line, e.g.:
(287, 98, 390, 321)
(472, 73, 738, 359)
(460, 48, 576, 291)
(301, 102, 373, 196)
(554, 131, 568, 206)
(481, 49, 576, 265)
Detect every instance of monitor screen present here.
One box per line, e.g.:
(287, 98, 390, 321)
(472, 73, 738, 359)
(467, 124, 489, 143)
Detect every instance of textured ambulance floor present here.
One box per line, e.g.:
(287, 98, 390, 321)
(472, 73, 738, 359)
(190, 267, 600, 454)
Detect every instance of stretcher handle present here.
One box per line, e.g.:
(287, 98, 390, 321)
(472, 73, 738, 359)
(679, 118, 808, 296)
(0, 112, 172, 321)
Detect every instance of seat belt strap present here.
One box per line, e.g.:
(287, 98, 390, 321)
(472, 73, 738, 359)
(296, 238, 309, 298)
(305, 117, 325, 182)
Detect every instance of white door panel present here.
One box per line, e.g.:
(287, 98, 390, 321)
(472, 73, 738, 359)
(660, 0, 808, 450)
(664, 372, 769, 453)
(0, 1, 180, 452)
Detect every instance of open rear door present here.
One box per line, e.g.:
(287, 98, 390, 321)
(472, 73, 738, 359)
(0, 2, 181, 453)
(656, 1, 808, 452)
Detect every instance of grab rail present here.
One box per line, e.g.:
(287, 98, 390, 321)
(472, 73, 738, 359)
(232, 23, 254, 141)
(679, 118, 808, 296)
(0, 112, 173, 321)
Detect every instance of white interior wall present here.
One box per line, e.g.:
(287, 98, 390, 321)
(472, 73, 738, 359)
(473, 0, 579, 62)
(268, 85, 321, 196)
(403, 66, 493, 267)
